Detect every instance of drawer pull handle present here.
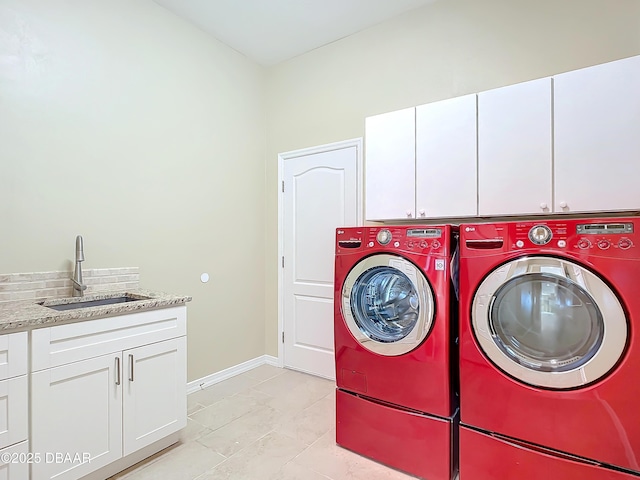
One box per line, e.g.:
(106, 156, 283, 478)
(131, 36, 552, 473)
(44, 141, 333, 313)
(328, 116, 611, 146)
(115, 357, 121, 386)
(129, 354, 134, 382)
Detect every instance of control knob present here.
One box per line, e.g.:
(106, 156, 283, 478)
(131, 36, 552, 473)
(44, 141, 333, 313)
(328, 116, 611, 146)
(618, 238, 633, 250)
(377, 229, 392, 245)
(528, 225, 553, 245)
(431, 240, 441, 249)
(577, 239, 591, 250)
(597, 239, 611, 250)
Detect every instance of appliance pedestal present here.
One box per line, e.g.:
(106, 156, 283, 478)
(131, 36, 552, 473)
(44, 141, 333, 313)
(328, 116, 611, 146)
(460, 425, 638, 480)
(336, 389, 457, 480)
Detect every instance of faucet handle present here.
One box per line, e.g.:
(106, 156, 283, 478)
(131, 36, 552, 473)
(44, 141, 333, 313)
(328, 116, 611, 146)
(71, 278, 87, 292)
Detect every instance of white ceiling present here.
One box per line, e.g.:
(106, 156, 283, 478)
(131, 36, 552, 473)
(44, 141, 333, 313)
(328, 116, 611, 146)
(153, 0, 441, 66)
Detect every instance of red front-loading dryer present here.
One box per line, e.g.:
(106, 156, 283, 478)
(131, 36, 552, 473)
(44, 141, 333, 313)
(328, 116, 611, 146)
(459, 218, 640, 479)
(334, 225, 458, 480)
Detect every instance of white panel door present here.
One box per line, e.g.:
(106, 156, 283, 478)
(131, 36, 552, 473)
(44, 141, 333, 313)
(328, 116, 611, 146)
(0, 376, 27, 450)
(365, 108, 416, 220)
(123, 337, 187, 456)
(0, 441, 29, 480)
(31, 353, 122, 480)
(478, 78, 552, 215)
(554, 55, 640, 213)
(416, 94, 477, 218)
(283, 143, 359, 379)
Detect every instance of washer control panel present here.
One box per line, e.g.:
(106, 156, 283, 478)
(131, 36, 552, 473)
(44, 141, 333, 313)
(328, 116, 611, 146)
(462, 218, 639, 259)
(367, 227, 445, 253)
(574, 222, 635, 252)
(510, 220, 637, 255)
(336, 226, 450, 255)
(513, 222, 568, 249)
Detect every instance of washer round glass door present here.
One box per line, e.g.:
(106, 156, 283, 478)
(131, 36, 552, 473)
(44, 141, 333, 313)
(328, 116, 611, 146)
(472, 256, 627, 389)
(342, 254, 435, 356)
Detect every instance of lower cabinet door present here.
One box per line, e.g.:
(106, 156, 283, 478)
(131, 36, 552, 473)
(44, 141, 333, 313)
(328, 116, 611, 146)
(0, 440, 29, 480)
(0, 376, 28, 450)
(31, 353, 123, 480)
(123, 337, 187, 456)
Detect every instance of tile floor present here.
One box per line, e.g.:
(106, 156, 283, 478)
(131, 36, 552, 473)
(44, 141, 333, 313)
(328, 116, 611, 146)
(108, 365, 454, 480)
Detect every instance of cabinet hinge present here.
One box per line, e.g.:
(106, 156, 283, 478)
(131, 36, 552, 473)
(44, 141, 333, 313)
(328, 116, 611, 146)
(282, 181, 284, 192)
(282, 256, 284, 268)
(282, 331, 285, 343)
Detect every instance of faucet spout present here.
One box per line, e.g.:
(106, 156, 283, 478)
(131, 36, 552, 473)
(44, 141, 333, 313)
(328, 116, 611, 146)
(72, 235, 87, 297)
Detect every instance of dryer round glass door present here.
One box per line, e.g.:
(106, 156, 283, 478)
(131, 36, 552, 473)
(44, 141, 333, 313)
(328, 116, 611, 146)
(342, 254, 435, 356)
(472, 256, 627, 389)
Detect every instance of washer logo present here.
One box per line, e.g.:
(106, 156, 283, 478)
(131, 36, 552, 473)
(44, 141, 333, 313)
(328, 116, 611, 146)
(435, 259, 445, 271)
(465, 226, 475, 232)
(337, 230, 344, 234)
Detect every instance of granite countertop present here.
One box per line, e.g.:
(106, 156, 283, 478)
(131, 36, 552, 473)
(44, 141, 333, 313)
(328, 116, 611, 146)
(0, 289, 192, 332)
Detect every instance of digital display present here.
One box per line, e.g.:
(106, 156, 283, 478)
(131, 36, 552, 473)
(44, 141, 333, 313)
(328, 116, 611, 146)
(407, 228, 442, 238)
(577, 223, 633, 234)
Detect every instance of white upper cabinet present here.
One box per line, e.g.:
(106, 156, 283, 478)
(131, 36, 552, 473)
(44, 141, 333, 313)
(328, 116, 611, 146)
(416, 94, 478, 218)
(364, 55, 640, 221)
(554, 55, 640, 213)
(365, 98, 477, 221)
(365, 107, 416, 221)
(478, 78, 553, 216)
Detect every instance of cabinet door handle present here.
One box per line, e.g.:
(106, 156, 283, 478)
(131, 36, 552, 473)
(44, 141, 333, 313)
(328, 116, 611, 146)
(115, 357, 121, 386)
(129, 354, 134, 382)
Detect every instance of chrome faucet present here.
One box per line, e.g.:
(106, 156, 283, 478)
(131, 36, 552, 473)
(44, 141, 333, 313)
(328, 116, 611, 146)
(71, 235, 87, 297)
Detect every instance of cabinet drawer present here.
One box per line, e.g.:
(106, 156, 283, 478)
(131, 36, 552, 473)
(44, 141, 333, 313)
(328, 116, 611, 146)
(0, 376, 28, 450)
(0, 332, 27, 381)
(32, 306, 187, 371)
(0, 440, 29, 480)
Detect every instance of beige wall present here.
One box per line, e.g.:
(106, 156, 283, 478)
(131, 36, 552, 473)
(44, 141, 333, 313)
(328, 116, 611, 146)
(0, 0, 266, 381)
(264, 0, 640, 356)
(2, 0, 640, 380)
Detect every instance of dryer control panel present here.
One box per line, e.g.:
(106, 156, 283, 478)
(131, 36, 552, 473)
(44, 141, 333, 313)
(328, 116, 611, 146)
(462, 218, 639, 259)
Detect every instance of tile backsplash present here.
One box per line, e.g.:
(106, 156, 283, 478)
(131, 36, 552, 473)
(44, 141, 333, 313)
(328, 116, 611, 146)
(0, 267, 139, 305)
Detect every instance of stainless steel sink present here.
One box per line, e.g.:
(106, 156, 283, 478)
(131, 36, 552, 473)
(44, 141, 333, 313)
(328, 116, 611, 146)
(41, 295, 150, 311)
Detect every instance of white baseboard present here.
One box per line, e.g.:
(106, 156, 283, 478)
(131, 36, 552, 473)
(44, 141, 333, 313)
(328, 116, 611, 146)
(187, 354, 280, 395)
(264, 354, 279, 366)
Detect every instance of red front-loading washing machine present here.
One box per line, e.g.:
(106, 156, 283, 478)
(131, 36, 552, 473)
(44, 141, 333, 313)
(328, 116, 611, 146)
(334, 225, 458, 480)
(459, 218, 640, 479)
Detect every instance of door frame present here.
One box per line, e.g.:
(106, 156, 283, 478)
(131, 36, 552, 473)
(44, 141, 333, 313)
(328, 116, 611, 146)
(277, 138, 363, 367)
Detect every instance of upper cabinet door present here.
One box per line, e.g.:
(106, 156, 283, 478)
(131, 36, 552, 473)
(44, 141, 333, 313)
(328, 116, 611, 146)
(478, 78, 553, 216)
(416, 94, 478, 218)
(554, 55, 640, 213)
(365, 108, 416, 221)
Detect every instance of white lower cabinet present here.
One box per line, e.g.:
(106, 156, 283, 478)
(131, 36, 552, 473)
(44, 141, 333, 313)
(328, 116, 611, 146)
(0, 375, 28, 453)
(30, 306, 187, 480)
(0, 331, 28, 480)
(123, 338, 187, 456)
(31, 353, 122, 480)
(0, 440, 30, 480)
